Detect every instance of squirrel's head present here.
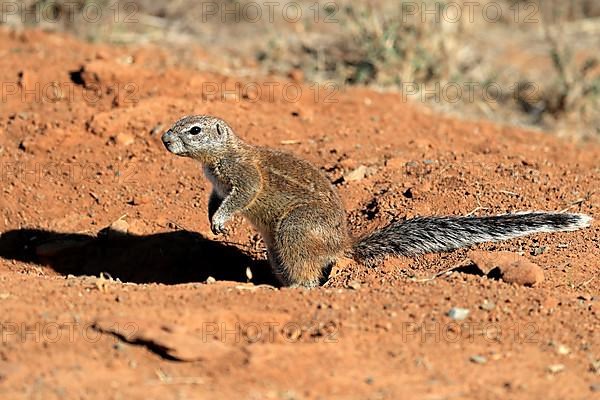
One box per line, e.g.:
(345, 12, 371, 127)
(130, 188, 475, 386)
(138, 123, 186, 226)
(162, 115, 235, 161)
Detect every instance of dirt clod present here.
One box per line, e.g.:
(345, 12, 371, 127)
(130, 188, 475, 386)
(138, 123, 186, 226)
(468, 251, 545, 286)
(113, 132, 135, 146)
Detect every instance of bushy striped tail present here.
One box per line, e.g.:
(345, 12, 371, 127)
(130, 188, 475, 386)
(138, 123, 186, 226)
(352, 212, 592, 266)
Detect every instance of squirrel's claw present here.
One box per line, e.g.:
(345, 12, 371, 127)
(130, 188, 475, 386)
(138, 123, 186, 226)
(211, 219, 227, 235)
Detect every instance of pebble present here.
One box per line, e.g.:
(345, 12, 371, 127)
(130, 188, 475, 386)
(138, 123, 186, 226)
(591, 383, 600, 392)
(113, 342, 125, 352)
(206, 276, 216, 284)
(590, 360, 600, 374)
(344, 165, 368, 182)
(94, 51, 109, 60)
(108, 219, 129, 235)
(287, 68, 304, 82)
(17, 70, 34, 89)
(348, 281, 361, 290)
(547, 364, 565, 374)
(530, 246, 547, 256)
(448, 307, 470, 320)
(480, 300, 496, 311)
(556, 344, 570, 355)
(129, 195, 151, 206)
(126, 219, 147, 235)
(469, 355, 487, 364)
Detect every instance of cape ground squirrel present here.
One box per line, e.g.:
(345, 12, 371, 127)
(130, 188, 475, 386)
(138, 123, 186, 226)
(162, 115, 592, 287)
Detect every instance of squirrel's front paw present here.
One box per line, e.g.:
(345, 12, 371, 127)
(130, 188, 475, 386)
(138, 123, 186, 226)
(210, 216, 228, 235)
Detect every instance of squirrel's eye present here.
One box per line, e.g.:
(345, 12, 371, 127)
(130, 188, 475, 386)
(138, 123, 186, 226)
(189, 126, 202, 135)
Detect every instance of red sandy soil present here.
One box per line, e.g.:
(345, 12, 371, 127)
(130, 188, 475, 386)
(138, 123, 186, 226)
(0, 29, 598, 400)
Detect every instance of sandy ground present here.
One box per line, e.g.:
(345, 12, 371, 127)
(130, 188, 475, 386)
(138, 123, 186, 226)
(0, 29, 599, 400)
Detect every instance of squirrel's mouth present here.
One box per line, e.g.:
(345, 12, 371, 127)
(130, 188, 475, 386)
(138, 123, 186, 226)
(161, 131, 188, 156)
(163, 141, 188, 156)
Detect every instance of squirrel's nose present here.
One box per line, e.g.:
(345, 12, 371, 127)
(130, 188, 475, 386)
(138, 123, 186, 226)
(161, 130, 173, 145)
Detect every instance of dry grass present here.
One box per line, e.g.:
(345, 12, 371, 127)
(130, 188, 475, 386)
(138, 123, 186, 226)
(2, 0, 600, 140)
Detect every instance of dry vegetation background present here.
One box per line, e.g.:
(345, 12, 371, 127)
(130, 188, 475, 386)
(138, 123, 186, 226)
(2, 0, 600, 140)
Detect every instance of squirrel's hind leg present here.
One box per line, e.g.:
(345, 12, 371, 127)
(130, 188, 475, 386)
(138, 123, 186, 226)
(268, 205, 347, 288)
(267, 247, 336, 288)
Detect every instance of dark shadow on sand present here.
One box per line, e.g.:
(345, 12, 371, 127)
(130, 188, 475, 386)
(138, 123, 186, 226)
(0, 228, 277, 285)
